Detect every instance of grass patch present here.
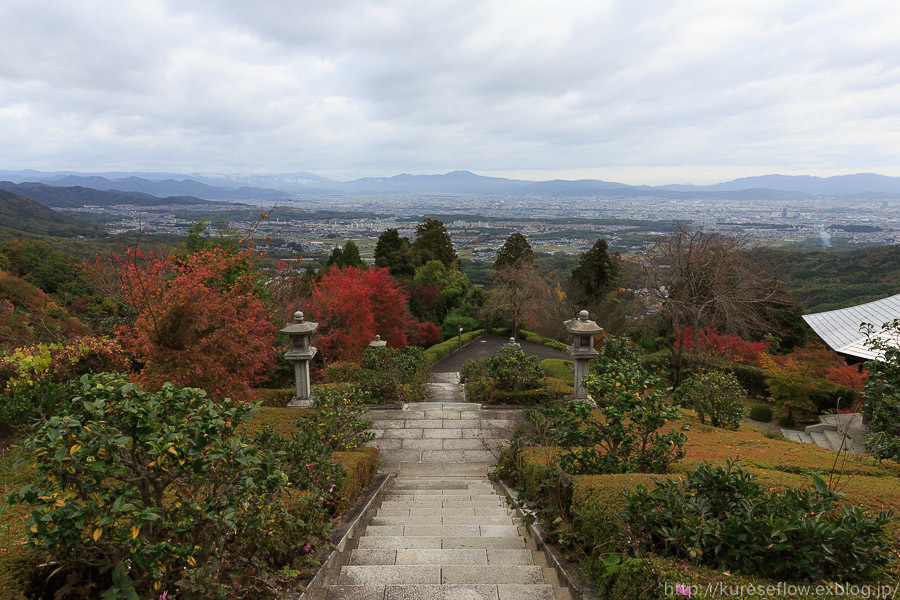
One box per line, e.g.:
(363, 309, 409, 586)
(539, 358, 573, 381)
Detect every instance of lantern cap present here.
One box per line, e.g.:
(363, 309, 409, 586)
(563, 309, 603, 335)
(369, 334, 387, 347)
(280, 311, 318, 335)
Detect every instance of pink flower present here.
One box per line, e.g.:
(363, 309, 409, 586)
(159, 592, 168, 600)
(329, 484, 335, 493)
(302, 542, 312, 553)
(305, 463, 313, 467)
(676, 584, 692, 596)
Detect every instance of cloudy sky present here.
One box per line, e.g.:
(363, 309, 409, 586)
(2, 0, 899, 185)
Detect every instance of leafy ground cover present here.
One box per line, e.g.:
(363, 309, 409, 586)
(0, 397, 377, 600)
(502, 408, 900, 599)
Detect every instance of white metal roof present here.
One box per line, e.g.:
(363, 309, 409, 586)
(803, 293, 900, 360)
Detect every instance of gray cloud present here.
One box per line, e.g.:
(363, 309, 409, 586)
(1, 0, 899, 184)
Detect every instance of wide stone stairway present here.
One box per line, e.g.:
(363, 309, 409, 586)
(308, 372, 572, 599)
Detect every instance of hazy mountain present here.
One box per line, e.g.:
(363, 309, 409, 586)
(0, 189, 101, 238)
(659, 173, 900, 195)
(0, 181, 213, 208)
(1, 168, 898, 198)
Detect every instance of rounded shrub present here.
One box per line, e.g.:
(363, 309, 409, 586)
(6, 373, 328, 599)
(749, 404, 773, 422)
(674, 369, 746, 430)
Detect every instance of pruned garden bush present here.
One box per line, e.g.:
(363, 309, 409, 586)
(748, 403, 773, 422)
(674, 369, 745, 429)
(624, 461, 894, 582)
(3, 374, 355, 599)
(463, 348, 562, 404)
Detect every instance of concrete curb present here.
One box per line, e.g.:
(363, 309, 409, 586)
(494, 477, 599, 600)
(292, 473, 395, 599)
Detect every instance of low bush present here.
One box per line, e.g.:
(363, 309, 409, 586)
(254, 387, 295, 407)
(357, 346, 428, 404)
(324, 361, 363, 384)
(521, 330, 569, 352)
(463, 348, 548, 403)
(674, 369, 745, 429)
(299, 387, 375, 451)
(624, 461, 894, 582)
(5, 373, 324, 599)
(0, 338, 129, 428)
(864, 319, 900, 459)
(748, 403, 773, 422)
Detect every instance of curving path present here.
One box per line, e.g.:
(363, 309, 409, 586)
(430, 335, 569, 374)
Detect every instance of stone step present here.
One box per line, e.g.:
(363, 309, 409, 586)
(371, 515, 519, 526)
(809, 430, 831, 449)
(386, 488, 495, 495)
(365, 524, 521, 537)
(348, 548, 536, 566)
(380, 500, 505, 509)
(824, 428, 851, 452)
(326, 584, 557, 600)
(392, 480, 496, 489)
(356, 536, 527, 550)
(338, 565, 545, 586)
(376, 508, 511, 517)
(384, 494, 502, 501)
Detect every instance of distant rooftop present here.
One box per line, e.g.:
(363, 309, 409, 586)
(803, 293, 900, 360)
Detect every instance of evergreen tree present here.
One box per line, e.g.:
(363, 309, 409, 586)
(412, 218, 457, 268)
(323, 241, 365, 272)
(494, 232, 534, 268)
(570, 238, 620, 301)
(374, 228, 416, 277)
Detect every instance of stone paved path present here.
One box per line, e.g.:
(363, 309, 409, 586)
(317, 478, 569, 599)
(367, 371, 520, 478)
(308, 373, 571, 599)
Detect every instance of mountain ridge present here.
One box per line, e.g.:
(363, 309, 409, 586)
(2, 169, 899, 198)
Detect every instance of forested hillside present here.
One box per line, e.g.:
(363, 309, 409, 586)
(0, 189, 100, 238)
(770, 245, 900, 312)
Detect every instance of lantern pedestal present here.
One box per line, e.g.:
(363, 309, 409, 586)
(281, 311, 319, 407)
(563, 310, 603, 403)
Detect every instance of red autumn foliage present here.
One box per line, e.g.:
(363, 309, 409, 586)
(87, 247, 276, 400)
(674, 327, 771, 366)
(305, 266, 412, 363)
(416, 321, 444, 346)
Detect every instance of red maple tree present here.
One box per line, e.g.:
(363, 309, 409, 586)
(88, 247, 275, 400)
(305, 266, 412, 363)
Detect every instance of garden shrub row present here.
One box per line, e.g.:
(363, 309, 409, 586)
(520, 330, 569, 352)
(423, 329, 483, 365)
(512, 446, 899, 599)
(0, 374, 382, 600)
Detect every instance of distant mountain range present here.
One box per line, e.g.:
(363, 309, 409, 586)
(0, 181, 214, 208)
(2, 169, 900, 199)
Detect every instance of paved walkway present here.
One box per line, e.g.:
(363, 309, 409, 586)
(367, 371, 520, 478)
(312, 374, 571, 599)
(430, 335, 568, 373)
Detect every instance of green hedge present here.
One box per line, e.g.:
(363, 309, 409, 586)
(423, 329, 483, 365)
(538, 358, 573, 381)
(254, 387, 295, 407)
(332, 446, 379, 511)
(473, 386, 566, 405)
(520, 330, 569, 352)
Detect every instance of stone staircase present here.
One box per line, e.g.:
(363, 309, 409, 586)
(780, 413, 866, 454)
(310, 477, 570, 599)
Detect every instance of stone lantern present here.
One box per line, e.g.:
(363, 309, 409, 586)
(504, 337, 521, 350)
(368, 334, 387, 348)
(564, 310, 603, 401)
(281, 311, 318, 407)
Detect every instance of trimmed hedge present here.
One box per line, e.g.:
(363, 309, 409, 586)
(423, 329, 484, 365)
(749, 404, 773, 422)
(332, 446, 379, 511)
(254, 387, 295, 407)
(521, 330, 569, 352)
(477, 387, 566, 405)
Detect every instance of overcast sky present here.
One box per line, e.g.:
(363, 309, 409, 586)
(2, 1, 900, 185)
